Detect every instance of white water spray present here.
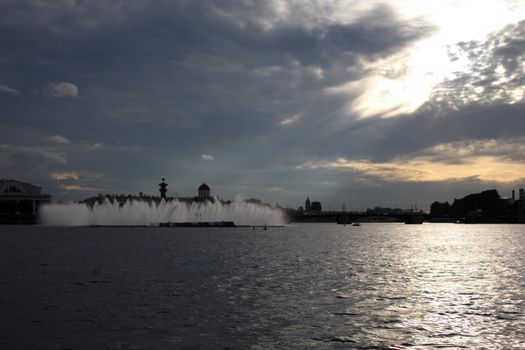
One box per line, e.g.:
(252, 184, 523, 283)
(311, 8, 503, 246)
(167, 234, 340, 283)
(40, 198, 285, 226)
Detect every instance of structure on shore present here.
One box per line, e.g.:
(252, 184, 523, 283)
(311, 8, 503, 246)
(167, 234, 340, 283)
(198, 183, 211, 200)
(43, 179, 284, 226)
(82, 179, 217, 206)
(430, 188, 525, 223)
(0, 179, 52, 224)
(159, 178, 168, 199)
(299, 196, 322, 213)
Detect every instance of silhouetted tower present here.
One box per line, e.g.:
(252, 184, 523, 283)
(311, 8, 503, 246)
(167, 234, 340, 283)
(159, 178, 168, 199)
(305, 196, 311, 212)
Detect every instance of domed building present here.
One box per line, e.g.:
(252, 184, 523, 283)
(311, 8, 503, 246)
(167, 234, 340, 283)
(198, 183, 211, 200)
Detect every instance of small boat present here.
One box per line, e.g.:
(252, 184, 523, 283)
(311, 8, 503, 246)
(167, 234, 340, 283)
(352, 222, 361, 226)
(263, 224, 268, 230)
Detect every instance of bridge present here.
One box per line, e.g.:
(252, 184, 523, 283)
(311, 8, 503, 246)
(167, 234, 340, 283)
(335, 212, 427, 224)
(288, 211, 427, 224)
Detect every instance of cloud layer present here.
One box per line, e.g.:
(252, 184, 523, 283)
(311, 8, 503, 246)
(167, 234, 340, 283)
(0, 1, 524, 208)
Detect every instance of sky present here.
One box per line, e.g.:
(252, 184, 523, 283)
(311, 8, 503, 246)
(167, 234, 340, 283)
(1, 0, 524, 210)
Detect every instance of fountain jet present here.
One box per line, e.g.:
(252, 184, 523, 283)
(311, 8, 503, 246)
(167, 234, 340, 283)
(40, 197, 285, 226)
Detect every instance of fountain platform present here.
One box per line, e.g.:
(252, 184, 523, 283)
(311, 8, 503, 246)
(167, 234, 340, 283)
(159, 221, 235, 227)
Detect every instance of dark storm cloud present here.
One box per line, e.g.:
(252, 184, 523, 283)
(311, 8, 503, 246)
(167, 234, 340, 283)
(11, 1, 423, 55)
(0, 1, 428, 86)
(0, 0, 424, 144)
(0, 0, 432, 200)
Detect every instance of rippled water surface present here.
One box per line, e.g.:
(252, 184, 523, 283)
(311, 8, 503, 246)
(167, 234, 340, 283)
(1, 224, 524, 349)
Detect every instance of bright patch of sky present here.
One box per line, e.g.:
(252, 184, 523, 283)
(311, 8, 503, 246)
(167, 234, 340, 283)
(326, 0, 525, 118)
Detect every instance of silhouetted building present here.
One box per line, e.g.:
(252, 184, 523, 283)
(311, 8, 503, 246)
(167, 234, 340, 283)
(198, 183, 211, 200)
(0, 179, 51, 224)
(311, 201, 322, 212)
(429, 188, 525, 223)
(159, 178, 168, 199)
(83, 181, 216, 206)
(305, 197, 311, 212)
(518, 188, 525, 223)
(430, 201, 450, 217)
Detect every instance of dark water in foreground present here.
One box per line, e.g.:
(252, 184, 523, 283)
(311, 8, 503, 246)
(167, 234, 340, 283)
(1, 224, 524, 349)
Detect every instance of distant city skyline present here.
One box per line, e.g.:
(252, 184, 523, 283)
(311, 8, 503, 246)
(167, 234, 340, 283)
(1, 1, 524, 210)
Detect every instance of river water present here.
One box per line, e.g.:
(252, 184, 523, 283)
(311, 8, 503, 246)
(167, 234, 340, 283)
(1, 223, 524, 349)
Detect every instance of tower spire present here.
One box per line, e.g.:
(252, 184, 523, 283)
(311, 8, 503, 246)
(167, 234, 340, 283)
(159, 178, 168, 199)
(305, 196, 311, 212)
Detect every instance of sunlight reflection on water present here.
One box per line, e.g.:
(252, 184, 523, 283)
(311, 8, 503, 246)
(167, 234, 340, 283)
(328, 224, 525, 348)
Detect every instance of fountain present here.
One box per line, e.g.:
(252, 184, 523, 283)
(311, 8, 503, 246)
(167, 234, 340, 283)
(39, 197, 285, 226)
